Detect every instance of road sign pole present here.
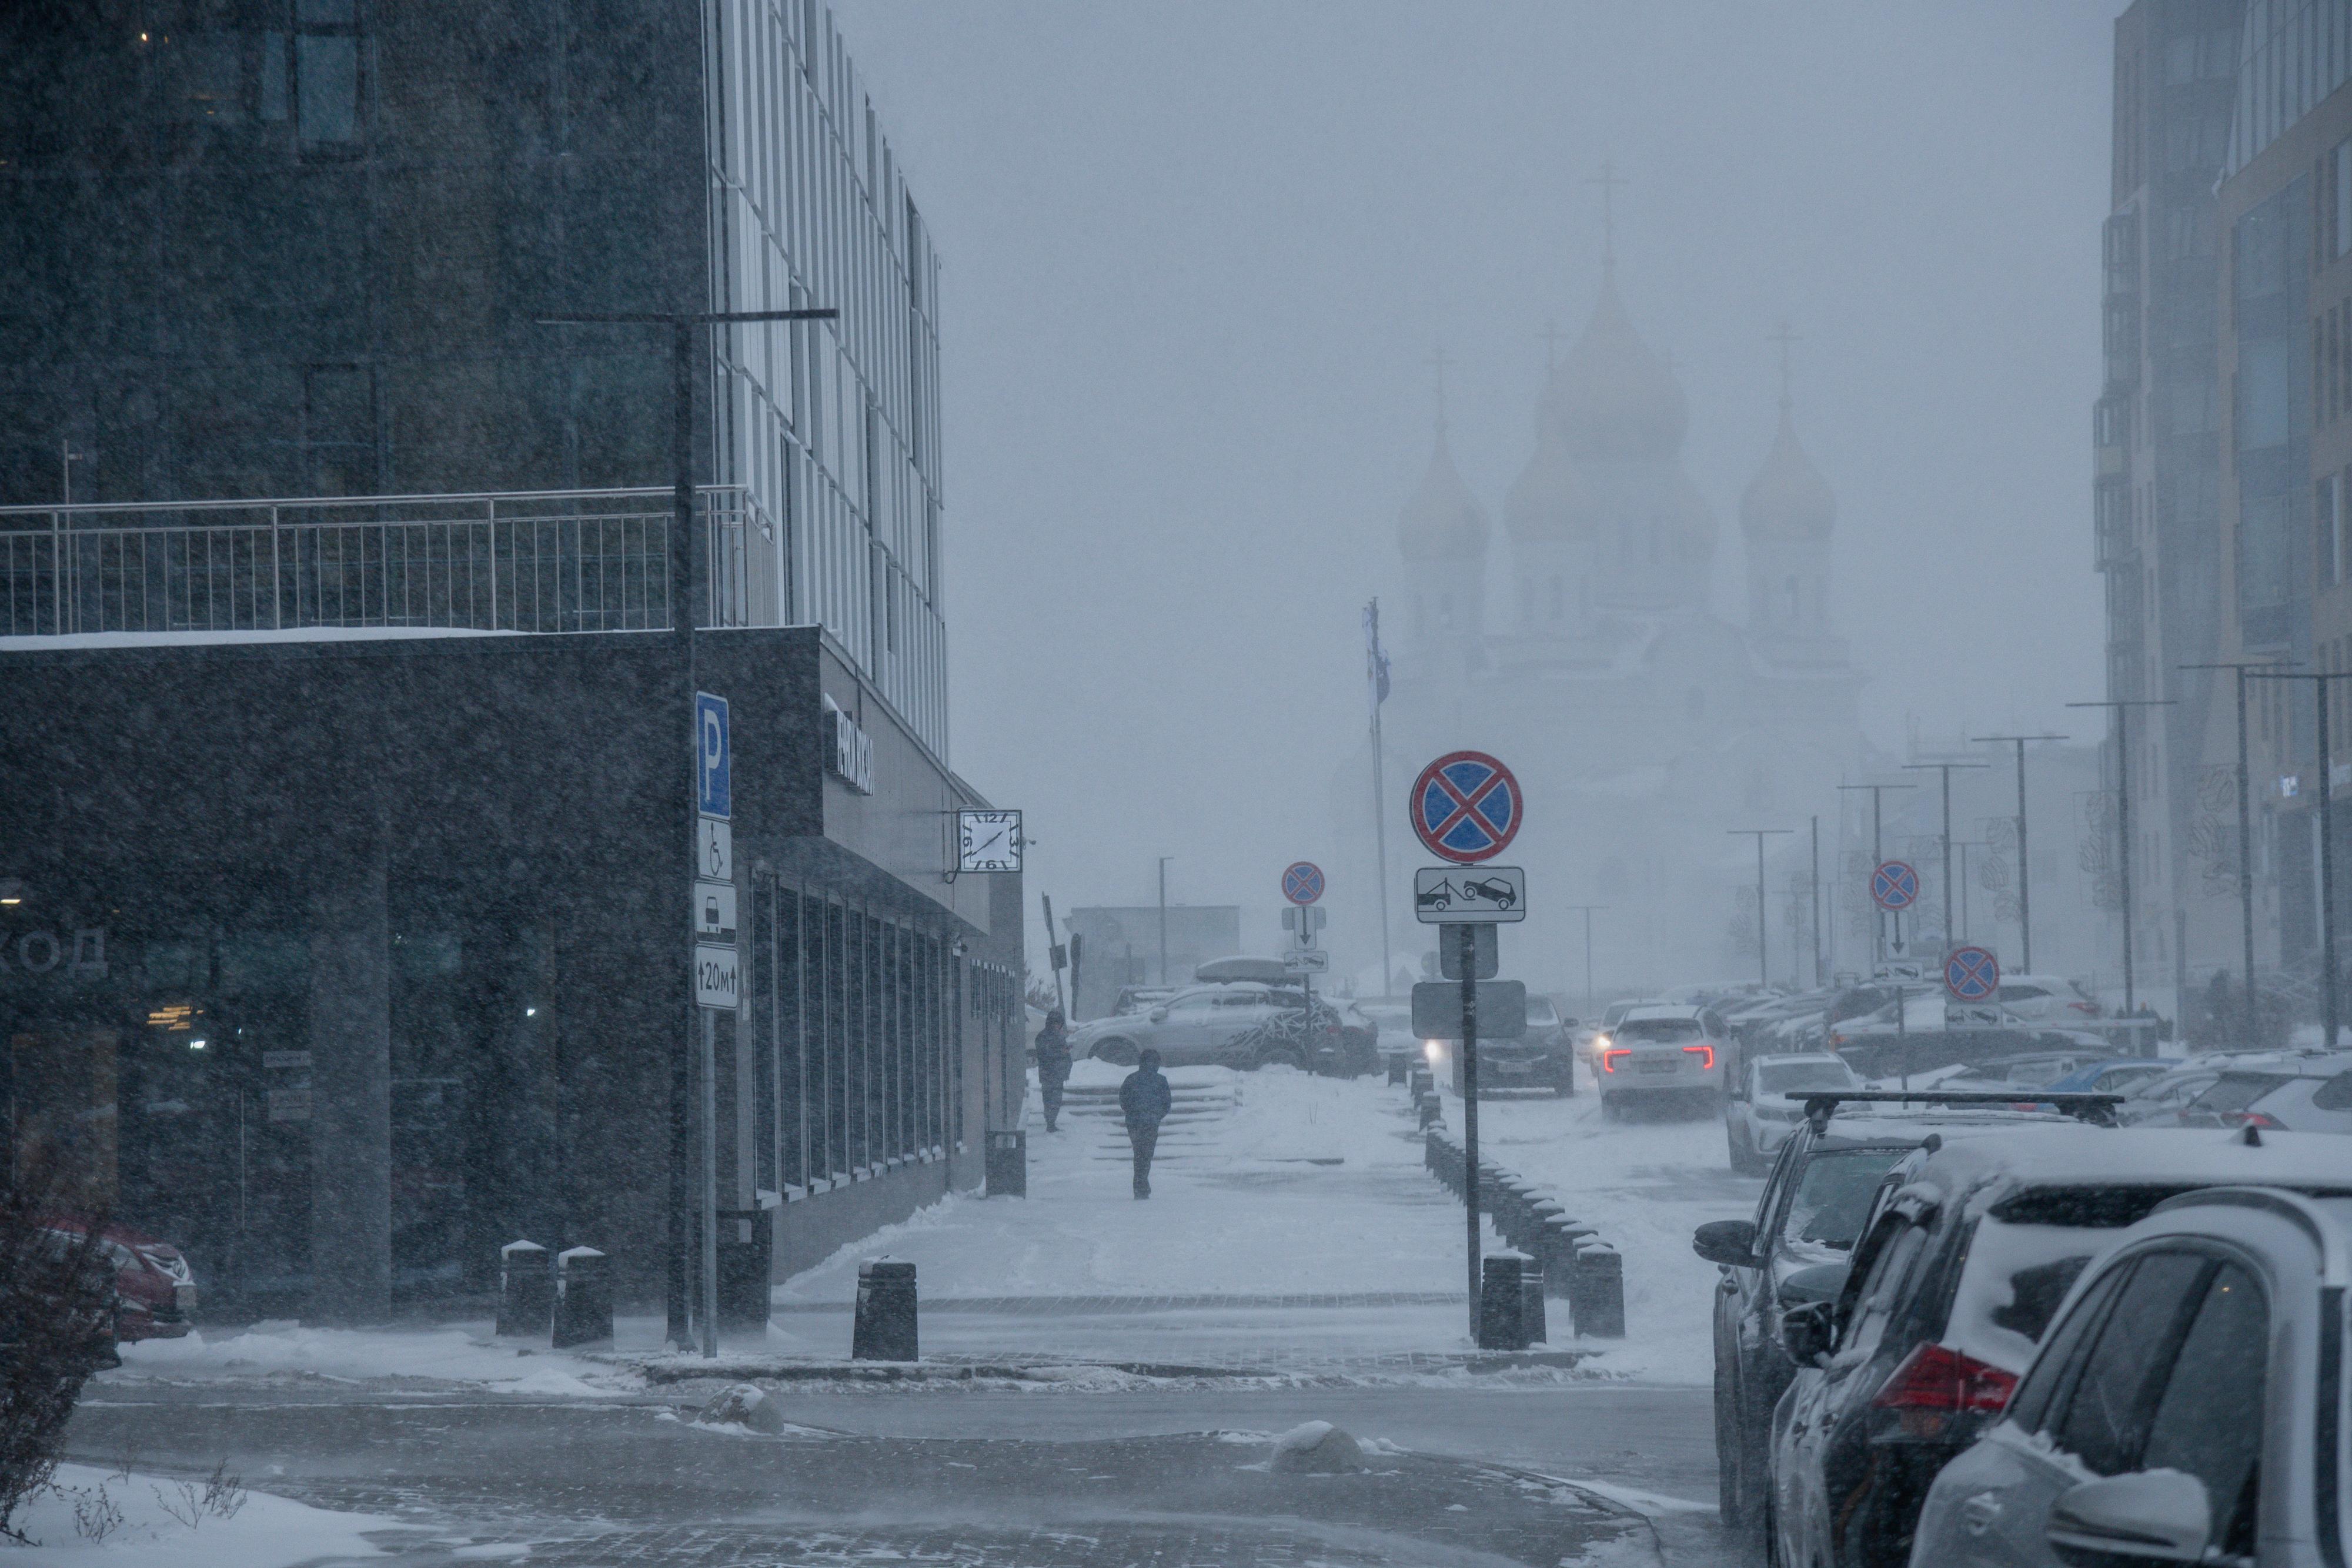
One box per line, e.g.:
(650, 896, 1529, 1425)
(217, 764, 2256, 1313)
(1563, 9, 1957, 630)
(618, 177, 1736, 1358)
(1457, 924, 1481, 1340)
(699, 1005, 718, 1359)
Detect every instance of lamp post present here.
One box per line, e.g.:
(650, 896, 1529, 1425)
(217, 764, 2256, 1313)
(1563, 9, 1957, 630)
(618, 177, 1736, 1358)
(539, 304, 837, 1358)
(2181, 661, 2294, 1042)
(1157, 857, 1174, 985)
(1565, 904, 1607, 1017)
(2246, 670, 2352, 1049)
(1969, 734, 2068, 972)
(1729, 830, 1793, 989)
(2067, 699, 2175, 1018)
(1902, 760, 1990, 954)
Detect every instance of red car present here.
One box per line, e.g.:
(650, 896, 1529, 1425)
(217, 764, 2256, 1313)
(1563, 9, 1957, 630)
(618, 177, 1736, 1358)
(39, 1218, 198, 1343)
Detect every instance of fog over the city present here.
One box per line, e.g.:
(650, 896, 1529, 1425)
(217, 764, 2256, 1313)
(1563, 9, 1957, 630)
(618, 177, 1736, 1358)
(836, 0, 2114, 954)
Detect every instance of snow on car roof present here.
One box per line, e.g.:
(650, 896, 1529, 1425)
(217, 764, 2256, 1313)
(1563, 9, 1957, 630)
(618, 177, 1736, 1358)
(1619, 1003, 1705, 1021)
(1900, 1124, 2352, 1197)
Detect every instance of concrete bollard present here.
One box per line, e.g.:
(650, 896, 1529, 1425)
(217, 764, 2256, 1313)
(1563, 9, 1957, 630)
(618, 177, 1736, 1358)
(1541, 1218, 1595, 1298)
(497, 1239, 552, 1339)
(1478, 1253, 1531, 1351)
(852, 1257, 918, 1361)
(1387, 1056, 1408, 1086)
(552, 1246, 613, 1349)
(715, 1208, 773, 1331)
(1519, 1256, 1548, 1344)
(1568, 1244, 1626, 1338)
(1417, 1092, 1442, 1129)
(985, 1129, 1027, 1198)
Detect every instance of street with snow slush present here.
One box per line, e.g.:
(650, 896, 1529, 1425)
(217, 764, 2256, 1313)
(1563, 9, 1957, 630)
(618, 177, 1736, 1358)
(45, 1065, 1759, 1567)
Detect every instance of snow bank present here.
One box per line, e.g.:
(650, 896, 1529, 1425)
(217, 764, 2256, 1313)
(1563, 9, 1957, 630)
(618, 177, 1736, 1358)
(104, 1320, 639, 1396)
(9, 1463, 397, 1564)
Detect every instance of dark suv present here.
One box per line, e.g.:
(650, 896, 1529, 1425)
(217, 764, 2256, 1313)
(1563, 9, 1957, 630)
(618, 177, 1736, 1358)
(1466, 994, 1577, 1096)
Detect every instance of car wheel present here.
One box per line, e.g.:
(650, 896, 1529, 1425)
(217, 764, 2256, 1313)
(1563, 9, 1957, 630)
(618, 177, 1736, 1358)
(1093, 1038, 1140, 1066)
(1257, 1047, 1305, 1072)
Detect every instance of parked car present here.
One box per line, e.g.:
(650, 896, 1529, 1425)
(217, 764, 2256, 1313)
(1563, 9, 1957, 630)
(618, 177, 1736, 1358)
(38, 1216, 197, 1344)
(1347, 999, 1419, 1075)
(1768, 1126, 2352, 1568)
(1073, 982, 1351, 1072)
(1908, 1182, 2352, 1568)
(1724, 1053, 1860, 1173)
(1463, 994, 1578, 1095)
(1110, 985, 1175, 1017)
(1583, 997, 1666, 1067)
(1932, 1050, 2127, 1098)
(1594, 1003, 1728, 1115)
(1992, 973, 2104, 1022)
(2173, 1050, 2352, 1133)
(1696, 1096, 2090, 1547)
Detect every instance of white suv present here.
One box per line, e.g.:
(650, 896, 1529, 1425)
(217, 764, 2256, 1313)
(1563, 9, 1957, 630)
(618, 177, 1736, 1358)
(1595, 1003, 1729, 1118)
(1723, 1052, 1859, 1172)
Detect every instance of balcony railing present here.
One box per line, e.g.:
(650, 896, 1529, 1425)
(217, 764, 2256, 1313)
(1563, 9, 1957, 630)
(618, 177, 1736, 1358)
(0, 486, 770, 638)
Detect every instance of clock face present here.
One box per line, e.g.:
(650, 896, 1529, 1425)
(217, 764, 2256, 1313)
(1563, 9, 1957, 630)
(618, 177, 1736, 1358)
(958, 810, 1021, 872)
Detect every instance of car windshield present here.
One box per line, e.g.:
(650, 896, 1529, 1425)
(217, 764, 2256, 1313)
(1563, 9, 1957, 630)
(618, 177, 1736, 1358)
(1779, 1147, 1907, 1251)
(1615, 1017, 1702, 1044)
(1527, 1000, 1559, 1025)
(1758, 1060, 1855, 1092)
(2189, 1072, 2292, 1113)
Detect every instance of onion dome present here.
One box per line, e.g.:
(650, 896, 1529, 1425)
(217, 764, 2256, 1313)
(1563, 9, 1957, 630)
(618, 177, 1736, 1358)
(1396, 424, 1489, 562)
(1504, 403, 1592, 542)
(1740, 405, 1835, 540)
(1553, 275, 1689, 465)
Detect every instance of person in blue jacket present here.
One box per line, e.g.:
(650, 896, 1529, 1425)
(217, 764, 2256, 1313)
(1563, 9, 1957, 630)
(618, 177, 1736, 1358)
(1118, 1048, 1173, 1199)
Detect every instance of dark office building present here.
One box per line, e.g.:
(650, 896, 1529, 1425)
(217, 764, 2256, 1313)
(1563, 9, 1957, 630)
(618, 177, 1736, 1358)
(0, 2, 1021, 1322)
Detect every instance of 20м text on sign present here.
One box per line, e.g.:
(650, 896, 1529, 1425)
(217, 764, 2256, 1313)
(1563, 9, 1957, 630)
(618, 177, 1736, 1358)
(1410, 751, 1524, 864)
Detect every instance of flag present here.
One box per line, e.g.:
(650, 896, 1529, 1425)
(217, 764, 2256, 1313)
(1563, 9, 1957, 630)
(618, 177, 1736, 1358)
(1363, 599, 1391, 715)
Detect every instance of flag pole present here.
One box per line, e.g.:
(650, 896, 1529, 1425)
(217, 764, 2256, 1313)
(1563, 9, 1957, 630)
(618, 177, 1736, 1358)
(1367, 599, 1395, 997)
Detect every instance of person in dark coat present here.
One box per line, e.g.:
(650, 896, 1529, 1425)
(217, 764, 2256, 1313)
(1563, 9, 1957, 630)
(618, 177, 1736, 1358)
(1118, 1048, 1173, 1199)
(1034, 1008, 1073, 1132)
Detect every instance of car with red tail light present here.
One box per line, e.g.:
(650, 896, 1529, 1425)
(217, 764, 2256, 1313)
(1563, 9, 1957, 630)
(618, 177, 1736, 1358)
(1768, 1126, 2352, 1568)
(1595, 1002, 1728, 1118)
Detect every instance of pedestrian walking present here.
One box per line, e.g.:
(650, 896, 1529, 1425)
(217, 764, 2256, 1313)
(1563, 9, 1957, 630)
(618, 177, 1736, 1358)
(1035, 1008, 1073, 1132)
(1118, 1048, 1172, 1199)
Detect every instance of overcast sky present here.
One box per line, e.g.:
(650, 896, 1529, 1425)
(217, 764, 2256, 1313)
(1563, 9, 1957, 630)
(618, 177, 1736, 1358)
(832, 0, 2117, 937)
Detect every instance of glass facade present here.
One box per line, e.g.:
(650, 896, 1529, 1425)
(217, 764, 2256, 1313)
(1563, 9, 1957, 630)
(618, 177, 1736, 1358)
(707, 0, 949, 757)
(2232, 176, 2311, 657)
(2228, 0, 2352, 175)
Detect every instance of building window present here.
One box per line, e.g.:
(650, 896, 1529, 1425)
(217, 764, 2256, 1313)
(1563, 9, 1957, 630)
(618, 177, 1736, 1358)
(2322, 474, 2343, 587)
(2336, 138, 2352, 259)
(295, 0, 361, 151)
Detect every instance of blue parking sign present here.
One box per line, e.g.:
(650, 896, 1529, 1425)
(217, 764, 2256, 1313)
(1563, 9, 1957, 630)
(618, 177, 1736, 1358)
(695, 692, 731, 819)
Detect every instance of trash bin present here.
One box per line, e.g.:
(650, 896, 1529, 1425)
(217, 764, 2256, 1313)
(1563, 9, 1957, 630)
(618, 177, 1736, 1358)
(1478, 1253, 1530, 1351)
(715, 1208, 772, 1330)
(496, 1239, 552, 1339)
(852, 1257, 918, 1361)
(985, 1129, 1027, 1197)
(553, 1246, 613, 1350)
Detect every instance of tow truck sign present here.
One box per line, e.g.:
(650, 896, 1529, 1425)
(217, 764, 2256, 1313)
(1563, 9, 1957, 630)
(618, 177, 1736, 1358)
(1414, 865, 1526, 923)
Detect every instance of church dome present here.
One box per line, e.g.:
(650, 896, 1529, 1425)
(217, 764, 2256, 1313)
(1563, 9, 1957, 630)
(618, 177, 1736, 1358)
(1553, 275, 1689, 464)
(1396, 425, 1488, 562)
(1504, 405, 1592, 542)
(1741, 406, 1835, 540)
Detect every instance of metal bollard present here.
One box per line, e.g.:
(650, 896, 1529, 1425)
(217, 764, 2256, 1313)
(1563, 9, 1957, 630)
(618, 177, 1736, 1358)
(1568, 1243, 1625, 1338)
(985, 1130, 1027, 1197)
(497, 1239, 552, 1339)
(552, 1246, 613, 1350)
(852, 1258, 919, 1361)
(1478, 1253, 1530, 1351)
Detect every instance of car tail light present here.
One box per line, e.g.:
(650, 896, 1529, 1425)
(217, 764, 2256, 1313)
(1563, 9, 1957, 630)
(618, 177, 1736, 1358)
(1601, 1049, 1631, 1074)
(2224, 1110, 2285, 1130)
(2067, 1001, 2099, 1015)
(1683, 1045, 1715, 1071)
(1873, 1341, 2017, 1422)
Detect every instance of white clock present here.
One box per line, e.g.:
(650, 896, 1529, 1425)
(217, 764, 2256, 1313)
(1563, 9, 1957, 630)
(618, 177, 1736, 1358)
(957, 809, 1023, 872)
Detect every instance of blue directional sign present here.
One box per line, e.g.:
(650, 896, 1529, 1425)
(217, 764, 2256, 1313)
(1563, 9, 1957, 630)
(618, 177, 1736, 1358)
(1870, 860, 1919, 912)
(1411, 751, 1524, 864)
(694, 692, 731, 820)
(1282, 861, 1326, 905)
(1945, 945, 2000, 1002)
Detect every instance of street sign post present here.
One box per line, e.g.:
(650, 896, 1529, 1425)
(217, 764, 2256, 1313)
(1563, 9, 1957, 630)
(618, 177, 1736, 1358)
(690, 691, 732, 1360)
(1410, 751, 1524, 864)
(1437, 922, 1497, 979)
(1944, 945, 2003, 1031)
(1414, 865, 1526, 922)
(1411, 978, 1527, 1039)
(1281, 861, 1326, 905)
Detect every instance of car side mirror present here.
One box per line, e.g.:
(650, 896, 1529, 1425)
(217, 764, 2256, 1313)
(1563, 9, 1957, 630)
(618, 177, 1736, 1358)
(1691, 1218, 1759, 1268)
(2046, 1472, 2211, 1567)
(1779, 1300, 1836, 1366)
(1149, 1008, 1168, 1023)
(1776, 1262, 1848, 1310)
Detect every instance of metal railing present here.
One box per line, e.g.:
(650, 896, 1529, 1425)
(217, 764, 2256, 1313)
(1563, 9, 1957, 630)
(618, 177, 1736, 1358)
(0, 486, 769, 638)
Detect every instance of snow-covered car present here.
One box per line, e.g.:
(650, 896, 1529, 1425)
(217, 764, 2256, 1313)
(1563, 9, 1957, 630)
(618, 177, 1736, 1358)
(2172, 1049, 2352, 1133)
(1723, 1052, 1857, 1172)
(1345, 999, 1418, 1072)
(1909, 1183, 2352, 1568)
(1072, 982, 1350, 1072)
(1768, 1126, 2352, 1568)
(1992, 972, 2103, 1022)
(1594, 1003, 1728, 1116)
(39, 1216, 197, 1343)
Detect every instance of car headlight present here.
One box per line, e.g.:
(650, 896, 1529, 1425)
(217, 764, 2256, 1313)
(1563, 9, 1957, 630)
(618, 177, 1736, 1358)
(1423, 1040, 1442, 1061)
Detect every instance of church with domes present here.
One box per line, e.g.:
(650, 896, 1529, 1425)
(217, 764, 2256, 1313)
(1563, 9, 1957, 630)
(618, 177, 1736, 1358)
(1339, 258, 1870, 995)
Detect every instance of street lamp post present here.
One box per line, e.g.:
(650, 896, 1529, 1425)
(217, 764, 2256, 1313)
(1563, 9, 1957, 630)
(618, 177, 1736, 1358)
(1729, 830, 1793, 989)
(1565, 904, 1608, 1017)
(1902, 760, 1990, 954)
(539, 305, 837, 1358)
(1970, 734, 2067, 973)
(1157, 857, 1173, 986)
(2247, 670, 2352, 1049)
(2181, 661, 2294, 1042)
(2067, 699, 2175, 1019)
